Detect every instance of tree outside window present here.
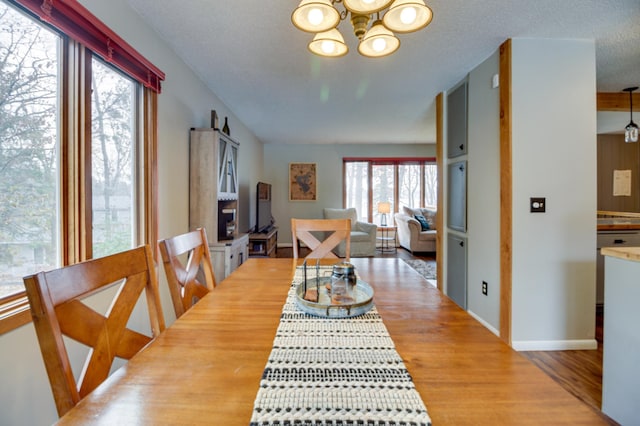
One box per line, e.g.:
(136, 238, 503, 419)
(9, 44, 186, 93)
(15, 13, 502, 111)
(0, 3, 60, 298)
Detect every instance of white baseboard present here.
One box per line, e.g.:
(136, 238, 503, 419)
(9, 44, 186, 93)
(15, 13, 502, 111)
(512, 339, 598, 351)
(467, 310, 500, 337)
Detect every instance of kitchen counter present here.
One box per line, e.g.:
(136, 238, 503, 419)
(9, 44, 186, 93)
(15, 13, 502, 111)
(600, 246, 640, 261)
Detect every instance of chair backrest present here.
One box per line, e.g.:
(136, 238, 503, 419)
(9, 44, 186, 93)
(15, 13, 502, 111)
(158, 228, 216, 318)
(291, 218, 351, 260)
(23, 245, 165, 418)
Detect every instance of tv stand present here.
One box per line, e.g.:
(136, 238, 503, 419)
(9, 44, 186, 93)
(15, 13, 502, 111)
(249, 226, 278, 257)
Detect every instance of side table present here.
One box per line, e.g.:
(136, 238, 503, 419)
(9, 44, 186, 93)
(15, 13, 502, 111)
(377, 226, 397, 253)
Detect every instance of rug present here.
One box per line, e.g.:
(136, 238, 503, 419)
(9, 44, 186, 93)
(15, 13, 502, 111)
(249, 265, 432, 426)
(402, 259, 436, 280)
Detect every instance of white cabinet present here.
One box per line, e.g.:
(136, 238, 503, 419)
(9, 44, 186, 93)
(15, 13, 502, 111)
(210, 234, 249, 283)
(189, 127, 244, 282)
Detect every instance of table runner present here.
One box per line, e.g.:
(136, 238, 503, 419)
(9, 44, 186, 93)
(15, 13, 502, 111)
(250, 266, 432, 426)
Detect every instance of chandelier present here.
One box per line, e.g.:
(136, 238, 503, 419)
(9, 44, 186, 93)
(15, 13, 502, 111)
(291, 0, 433, 58)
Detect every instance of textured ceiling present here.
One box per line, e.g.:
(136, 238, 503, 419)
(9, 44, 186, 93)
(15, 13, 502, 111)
(126, 0, 640, 145)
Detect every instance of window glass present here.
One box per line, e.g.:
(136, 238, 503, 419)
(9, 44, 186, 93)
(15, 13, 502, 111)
(424, 163, 438, 207)
(345, 162, 369, 222)
(399, 163, 421, 210)
(91, 58, 136, 257)
(372, 164, 394, 225)
(0, 3, 60, 298)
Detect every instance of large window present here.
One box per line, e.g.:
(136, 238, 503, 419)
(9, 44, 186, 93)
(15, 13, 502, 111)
(0, 3, 60, 300)
(91, 58, 137, 258)
(0, 0, 163, 334)
(344, 158, 437, 225)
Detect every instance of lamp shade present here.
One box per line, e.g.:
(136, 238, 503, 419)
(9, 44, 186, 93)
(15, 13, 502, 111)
(343, 0, 394, 14)
(377, 202, 391, 214)
(383, 0, 433, 33)
(358, 20, 400, 57)
(308, 29, 349, 57)
(292, 0, 340, 33)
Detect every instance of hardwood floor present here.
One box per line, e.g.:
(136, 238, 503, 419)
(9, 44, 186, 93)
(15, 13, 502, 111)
(275, 245, 614, 423)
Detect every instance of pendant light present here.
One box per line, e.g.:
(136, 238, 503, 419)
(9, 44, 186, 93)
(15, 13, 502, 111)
(624, 86, 639, 143)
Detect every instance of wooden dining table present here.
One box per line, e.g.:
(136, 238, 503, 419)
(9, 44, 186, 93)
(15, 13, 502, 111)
(57, 258, 607, 425)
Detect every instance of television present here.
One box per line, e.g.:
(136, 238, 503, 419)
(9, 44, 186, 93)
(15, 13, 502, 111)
(256, 182, 274, 233)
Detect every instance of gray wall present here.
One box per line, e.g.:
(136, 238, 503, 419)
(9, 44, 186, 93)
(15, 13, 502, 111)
(0, 0, 264, 423)
(466, 50, 501, 331)
(264, 144, 434, 245)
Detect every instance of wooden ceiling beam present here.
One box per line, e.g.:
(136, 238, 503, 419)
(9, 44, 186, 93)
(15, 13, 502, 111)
(597, 92, 640, 111)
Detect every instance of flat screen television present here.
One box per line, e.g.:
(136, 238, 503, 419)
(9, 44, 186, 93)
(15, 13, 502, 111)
(256, 182, 274, 233)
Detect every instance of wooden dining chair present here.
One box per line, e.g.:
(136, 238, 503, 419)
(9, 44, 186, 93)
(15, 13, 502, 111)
(291, 218, 351, 260)
(22, 245, 165, 418)
(158, 227, 216, 318)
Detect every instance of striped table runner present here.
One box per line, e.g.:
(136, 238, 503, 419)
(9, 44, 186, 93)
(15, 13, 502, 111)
(250, 266, 431, 426)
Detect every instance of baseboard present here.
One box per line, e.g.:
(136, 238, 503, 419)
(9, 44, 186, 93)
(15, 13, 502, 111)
(512, 339, 598, 351)
(467, 310, 500, 337)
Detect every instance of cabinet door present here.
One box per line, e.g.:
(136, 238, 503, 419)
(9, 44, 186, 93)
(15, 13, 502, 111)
(447, 161, 467, 232)
(217, 135, 238, 200)
(447, 233, 467, 310)
(447, 81, 468, 158)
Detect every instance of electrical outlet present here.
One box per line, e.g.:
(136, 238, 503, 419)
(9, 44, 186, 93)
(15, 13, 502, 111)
(482, 281, 488, 296)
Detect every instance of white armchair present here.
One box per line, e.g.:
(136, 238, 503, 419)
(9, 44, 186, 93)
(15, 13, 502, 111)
(323, 208, 377, 257)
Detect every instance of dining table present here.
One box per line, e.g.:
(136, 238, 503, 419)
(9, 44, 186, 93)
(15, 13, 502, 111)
(56, 257, 607, 425)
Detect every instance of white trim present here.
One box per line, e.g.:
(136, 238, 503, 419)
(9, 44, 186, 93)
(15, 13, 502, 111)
(468, 309, 499, 337)
(512, 339, 597, 352)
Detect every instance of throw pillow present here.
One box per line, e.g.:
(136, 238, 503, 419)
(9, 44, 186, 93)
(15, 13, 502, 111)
(414, 214, 430, 231)
(421, 208, 437, 230)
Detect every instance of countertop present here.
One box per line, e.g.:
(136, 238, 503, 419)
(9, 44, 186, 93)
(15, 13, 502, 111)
(600, 246, 640, 262)
(598, 218, 640, 231)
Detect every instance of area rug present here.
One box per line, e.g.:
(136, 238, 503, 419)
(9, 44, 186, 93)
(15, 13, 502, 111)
(402, 259, 436, 280)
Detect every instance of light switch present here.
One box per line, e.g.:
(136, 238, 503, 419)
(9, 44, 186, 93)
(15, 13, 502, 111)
(530, 197, 546, 213)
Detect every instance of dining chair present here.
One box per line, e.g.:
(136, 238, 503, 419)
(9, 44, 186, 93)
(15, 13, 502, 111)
(291, 218, 351, 260)
(158, 227, 216, 318)
(22, 245, 165, 418)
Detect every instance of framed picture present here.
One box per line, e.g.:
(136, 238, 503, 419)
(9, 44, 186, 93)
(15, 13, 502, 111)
(289, 162, 317, 201)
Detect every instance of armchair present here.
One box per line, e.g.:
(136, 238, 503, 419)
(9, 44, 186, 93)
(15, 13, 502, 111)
(323, 208, 377, 257)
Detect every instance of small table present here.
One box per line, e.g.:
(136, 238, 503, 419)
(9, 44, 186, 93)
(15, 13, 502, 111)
(377, 226, 397, 253)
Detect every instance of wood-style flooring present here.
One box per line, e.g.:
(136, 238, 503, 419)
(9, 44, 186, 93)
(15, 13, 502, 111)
(276, 245, 613, 423)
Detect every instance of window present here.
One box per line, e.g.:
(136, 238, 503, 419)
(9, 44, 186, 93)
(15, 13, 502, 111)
(0, 2, 61, 300)
(344, 158, 437, 225)
(0, 0, 163, 334)
(91, 58, 137, 258)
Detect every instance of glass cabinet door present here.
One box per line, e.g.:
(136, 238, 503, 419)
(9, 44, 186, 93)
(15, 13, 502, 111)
(217, 133, 238, 199)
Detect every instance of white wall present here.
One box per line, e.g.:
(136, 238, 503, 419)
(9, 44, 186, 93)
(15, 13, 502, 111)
(0, 0, 264, 423)
(264, 144, 435, 244)
(510, 38, 597, 349)
(466, 50, 501, 332)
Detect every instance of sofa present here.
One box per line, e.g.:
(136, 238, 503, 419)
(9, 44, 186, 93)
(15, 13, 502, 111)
(394, 206, 437, 253)
(323, 208, 377, 257)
